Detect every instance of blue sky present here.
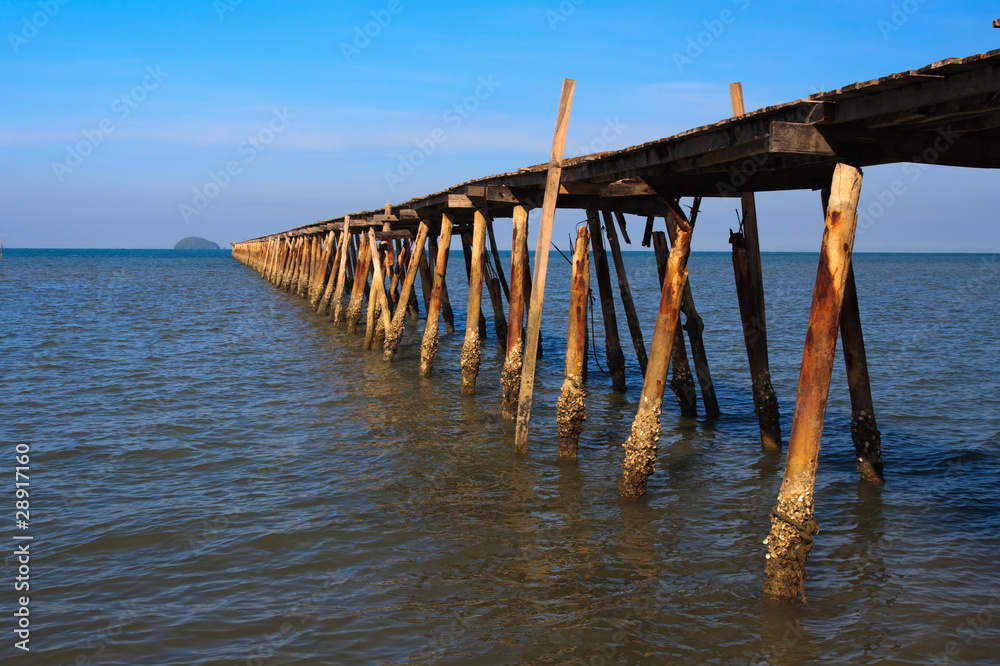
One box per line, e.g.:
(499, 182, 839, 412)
(1, 0, 998, 251)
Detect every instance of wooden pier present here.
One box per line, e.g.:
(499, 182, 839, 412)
(232, 49, 1000, 601)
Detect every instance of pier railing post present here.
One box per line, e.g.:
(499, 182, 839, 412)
(763, 163, 863, 601)
(420, 214, 454, 377)
(556, 226, 590, 458)
(618, 200, 694, 497)
(514, 77, 575, 453)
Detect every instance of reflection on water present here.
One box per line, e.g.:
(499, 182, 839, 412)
(1, 249, 998, 664)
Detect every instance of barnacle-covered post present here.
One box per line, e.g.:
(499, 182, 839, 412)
(460, 210, 488, 395)
(420, 214, 454, 377)
(501, 205, 529, 419)
(763, 163, 863, 601)
(618, 200, 694, 497)
(556, 226, 590, 458)
(384, 222, 429, 361)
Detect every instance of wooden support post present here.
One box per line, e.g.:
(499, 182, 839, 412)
(731, 81, 781, 446)
(417, 242, 433, 314)
(819, 189, 886, 486)
(730, 228, 782, 450)
(329, 218, 352, 322)
(311, 230, 336, 311)
(384, 222, 429, 361)
(587, 209, 627, 392)
(420, 216, 455, 377)
(663, 208, 721, 418)
(763, 163, 863, 601)
(841, 263, 885, 485)
(486, 217, 511, 302)
(652, 232, 698, 418)
(604, 210, 648, 376)
(485, 265, 508, 353)
(618, 200, 694, 498)
(429, 235, 456, 335)
(514, 78, 574, 453)
(345, 236, 371, 334)
(461, 233, 488, 341)
(502, 205, 529, 420)
(557, 226, 590, 458)
(364, 230, 394, 350)
(460, 211, 488, 395)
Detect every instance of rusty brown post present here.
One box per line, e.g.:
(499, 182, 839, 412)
(420, 215, 454, 378)
(763, 163, 863, 601)
(557, 226, 590, 459)
(730, 226, 782, 451)
(345, 236, 372, 334)
(502, 205, 529, 419)
(652, 232, 698, 417)
(384, 222, 429, 361)
(460, 210, 488, 395)
(618, 201, 694, 498)
(586, 209, 627, 392)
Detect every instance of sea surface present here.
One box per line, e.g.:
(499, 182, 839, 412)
(2, 248, 999, 665)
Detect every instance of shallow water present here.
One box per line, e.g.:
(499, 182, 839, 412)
(2, 248, 999, 665)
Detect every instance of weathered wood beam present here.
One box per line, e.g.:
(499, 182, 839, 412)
(763, 163, 863, 601)
(515, 78, 575, 453)
(329, 217, 352, 322)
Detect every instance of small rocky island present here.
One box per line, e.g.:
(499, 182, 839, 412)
(174, 237, 221, 250)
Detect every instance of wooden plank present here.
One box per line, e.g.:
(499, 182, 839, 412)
(514, 78, 576, 453)
(769, 122, 837, 156)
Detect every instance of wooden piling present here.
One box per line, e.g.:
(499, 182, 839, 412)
(731, 81, 781, 445)
(556, 226, 590, 458)
(514, 77, 575, 453)
(420, 215, 455, 378)
(652, 232, 698, 418)
(587, 209, 627, 392)
(501, 205, 529, 420)
(730, 227, 782, 450)
(663, 207, 721, 418)
(311, 230, 336, 311)
(364, 230, 394, 350)
(429, 234, 456, 335)
(460, 211, 488, 395)
(345, 236, 372, 334)
(618, 201, 694, 498)
(763, 163, 863, 601)
(604, 211, 648, 376)
(485, 267, 508, 353)
(330, 219, 352, 323)
(384, 222, 429, 361)
(461, 233, 488, 342)
(840, 263, 885, 485)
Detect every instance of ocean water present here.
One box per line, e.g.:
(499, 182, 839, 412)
(2, 248, 999, 665)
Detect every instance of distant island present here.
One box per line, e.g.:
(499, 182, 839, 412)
(174, 237, 221, 250)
